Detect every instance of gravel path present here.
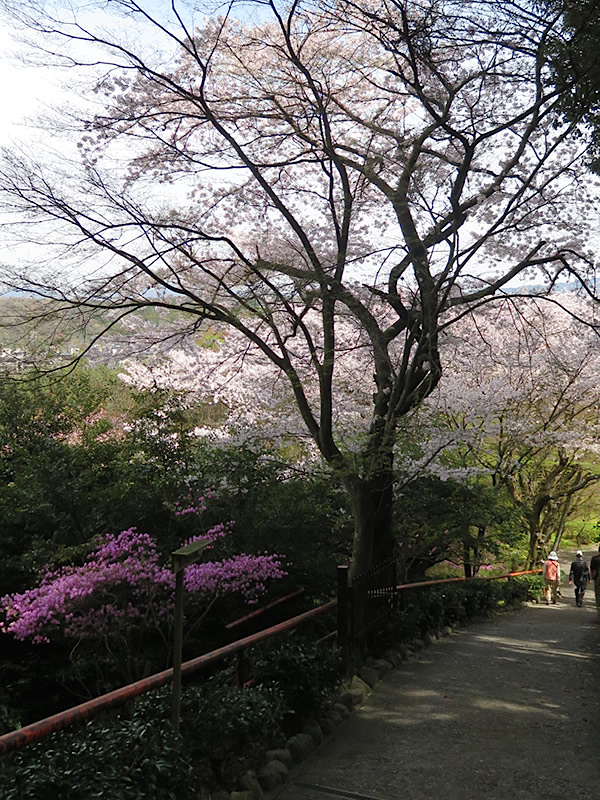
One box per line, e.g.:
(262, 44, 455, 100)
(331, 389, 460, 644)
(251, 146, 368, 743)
(275, 555, 600, 800)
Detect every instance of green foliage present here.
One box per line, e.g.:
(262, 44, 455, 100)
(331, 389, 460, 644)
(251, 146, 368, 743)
(0, 364, 351, 727)
(0, 366, 199, 594)
(0, 363, 349, 598)
(544, 0, 600, 170)
(0, 681, 285, 798)
(0, 702, 196, 799)
(0, 704, 20, 736)
(508, 572, 545, 603)
(394, 475, 521, 580)
(179, 683, 284, 789)
(245, 639, 343, 718)
(385, 575, 539, 644)
(188, 443, 352, 599)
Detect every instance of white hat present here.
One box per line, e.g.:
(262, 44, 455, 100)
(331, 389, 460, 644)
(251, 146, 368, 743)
(548, 551, 559, 561)
(576, 550, 583, 557)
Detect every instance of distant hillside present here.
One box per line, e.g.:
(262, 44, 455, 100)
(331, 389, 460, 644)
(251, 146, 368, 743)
(0, 297, 191, 367)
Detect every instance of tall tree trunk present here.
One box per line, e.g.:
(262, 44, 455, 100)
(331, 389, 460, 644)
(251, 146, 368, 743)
(552, 495, 573, 553)
(343, 472, 395, 581)
(463, 542, 473, 579)
(472, 525, 486, 576)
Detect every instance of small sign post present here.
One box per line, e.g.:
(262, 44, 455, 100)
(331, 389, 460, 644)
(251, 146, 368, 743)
(171, 540, 209, 733)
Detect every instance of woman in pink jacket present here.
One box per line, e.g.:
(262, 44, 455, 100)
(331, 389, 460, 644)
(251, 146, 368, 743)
(543, 551, 561, 605)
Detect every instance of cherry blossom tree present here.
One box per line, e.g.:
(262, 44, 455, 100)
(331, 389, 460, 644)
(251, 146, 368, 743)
(1, 0, 599, 577)
(413, 295, 600, 568)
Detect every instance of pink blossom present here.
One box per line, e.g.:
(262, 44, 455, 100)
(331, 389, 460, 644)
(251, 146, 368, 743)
(1, 511, 287, 645)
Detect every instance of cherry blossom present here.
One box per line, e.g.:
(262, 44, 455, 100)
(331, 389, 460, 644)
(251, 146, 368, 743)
(2, 1, 600, 576)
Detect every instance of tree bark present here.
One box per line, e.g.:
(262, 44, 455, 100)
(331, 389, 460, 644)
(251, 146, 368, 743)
(344, 472, 395, 581)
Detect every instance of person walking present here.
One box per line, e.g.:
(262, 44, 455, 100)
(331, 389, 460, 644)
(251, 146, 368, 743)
(590, 545, 600, 619)
(543, 551, 561, 605)
(568, 550, 591, 607)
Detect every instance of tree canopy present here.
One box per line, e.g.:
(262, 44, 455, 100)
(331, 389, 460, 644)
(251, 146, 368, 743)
(1, 0, 599, 576)
(411, 295, 600, 566)
(543, 0, 600, 169)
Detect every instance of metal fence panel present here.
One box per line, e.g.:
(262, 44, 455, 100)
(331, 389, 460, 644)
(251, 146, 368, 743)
(350, 558, 397, 654)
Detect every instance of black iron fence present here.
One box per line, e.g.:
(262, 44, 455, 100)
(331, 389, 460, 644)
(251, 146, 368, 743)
(337, 558, 398, 666)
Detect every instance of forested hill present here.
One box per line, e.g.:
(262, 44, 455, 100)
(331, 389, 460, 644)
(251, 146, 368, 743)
(0, 297, 184, 367)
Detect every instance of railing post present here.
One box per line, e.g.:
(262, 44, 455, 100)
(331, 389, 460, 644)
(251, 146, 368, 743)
(171, 570, 184, 732)
(337, 565, 350, 676)
(236, 651, 245, 687)
(170, 540, 210, 734)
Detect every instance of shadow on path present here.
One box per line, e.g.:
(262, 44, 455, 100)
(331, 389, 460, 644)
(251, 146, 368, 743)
(275, 598, 600, 800)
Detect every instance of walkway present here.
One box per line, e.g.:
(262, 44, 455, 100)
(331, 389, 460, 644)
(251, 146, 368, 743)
(274, 557, 600, 800)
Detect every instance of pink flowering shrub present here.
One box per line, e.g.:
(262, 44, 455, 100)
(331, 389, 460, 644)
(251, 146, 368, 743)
(1, 530, 286, 643)
(1, 529, 171, 645)
(0, 503, 287, 688)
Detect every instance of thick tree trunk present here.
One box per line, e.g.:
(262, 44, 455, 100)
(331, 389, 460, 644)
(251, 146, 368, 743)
(344, 473, 395, 581)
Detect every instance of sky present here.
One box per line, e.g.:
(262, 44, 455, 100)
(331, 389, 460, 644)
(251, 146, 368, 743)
(0, 25, 29, 142)
(0, 22, 58, 145)
(0, 2, 201, 146)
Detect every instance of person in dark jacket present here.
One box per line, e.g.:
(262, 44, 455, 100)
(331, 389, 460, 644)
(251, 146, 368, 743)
(590, 544, 600, 619)
(568, 550, 591, 607)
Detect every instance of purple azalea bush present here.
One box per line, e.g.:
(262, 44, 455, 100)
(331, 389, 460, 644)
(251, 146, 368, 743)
(0, 499, 287, 687)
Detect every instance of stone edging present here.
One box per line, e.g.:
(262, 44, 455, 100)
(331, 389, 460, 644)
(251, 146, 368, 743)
(212, 624, 458, 800)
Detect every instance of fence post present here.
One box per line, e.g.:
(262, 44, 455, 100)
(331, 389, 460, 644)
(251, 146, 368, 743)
(337, 565, 350, 675)
(170, 540, 210, 734)
(236, 651, 245, 687)
(171, 569, 185, 732)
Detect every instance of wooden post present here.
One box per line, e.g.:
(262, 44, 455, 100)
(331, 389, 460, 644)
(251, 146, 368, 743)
(337, 565, 350, 676)
(171, 570, 184, 732)
(170, 540, 209, 734)
(236, 651, 245, 687)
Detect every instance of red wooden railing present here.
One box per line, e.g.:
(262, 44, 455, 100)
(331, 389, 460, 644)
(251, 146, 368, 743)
(396, 569, 542, 591)
(0, 599, 336, 755)
(225, 587, 306, 630)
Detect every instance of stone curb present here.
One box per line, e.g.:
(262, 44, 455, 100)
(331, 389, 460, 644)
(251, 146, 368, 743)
(220, 626, 459, 800)
(220, 604, 526, 799)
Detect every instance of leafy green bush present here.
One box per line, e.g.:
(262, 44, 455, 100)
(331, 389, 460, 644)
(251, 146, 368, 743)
(245, 639, 343, 719)
(505, 573, 544, 602)
(0, 680, 287, 798)
(384, 575, 536, 646)
(180, 682, 284, 790)
(0, 702, 196, 800)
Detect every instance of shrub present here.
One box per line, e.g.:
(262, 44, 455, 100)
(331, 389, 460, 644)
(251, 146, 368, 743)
(0, 702, 196, 800)
(385, 575, 535, 646)
(245, 639, 343, 719)
(1, 519, 287, 695)
(180, 682, 284, 790)
(0, 680, 286, 798)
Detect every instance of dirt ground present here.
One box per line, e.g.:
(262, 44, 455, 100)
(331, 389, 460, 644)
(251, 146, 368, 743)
(275, 550, 600, 800)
